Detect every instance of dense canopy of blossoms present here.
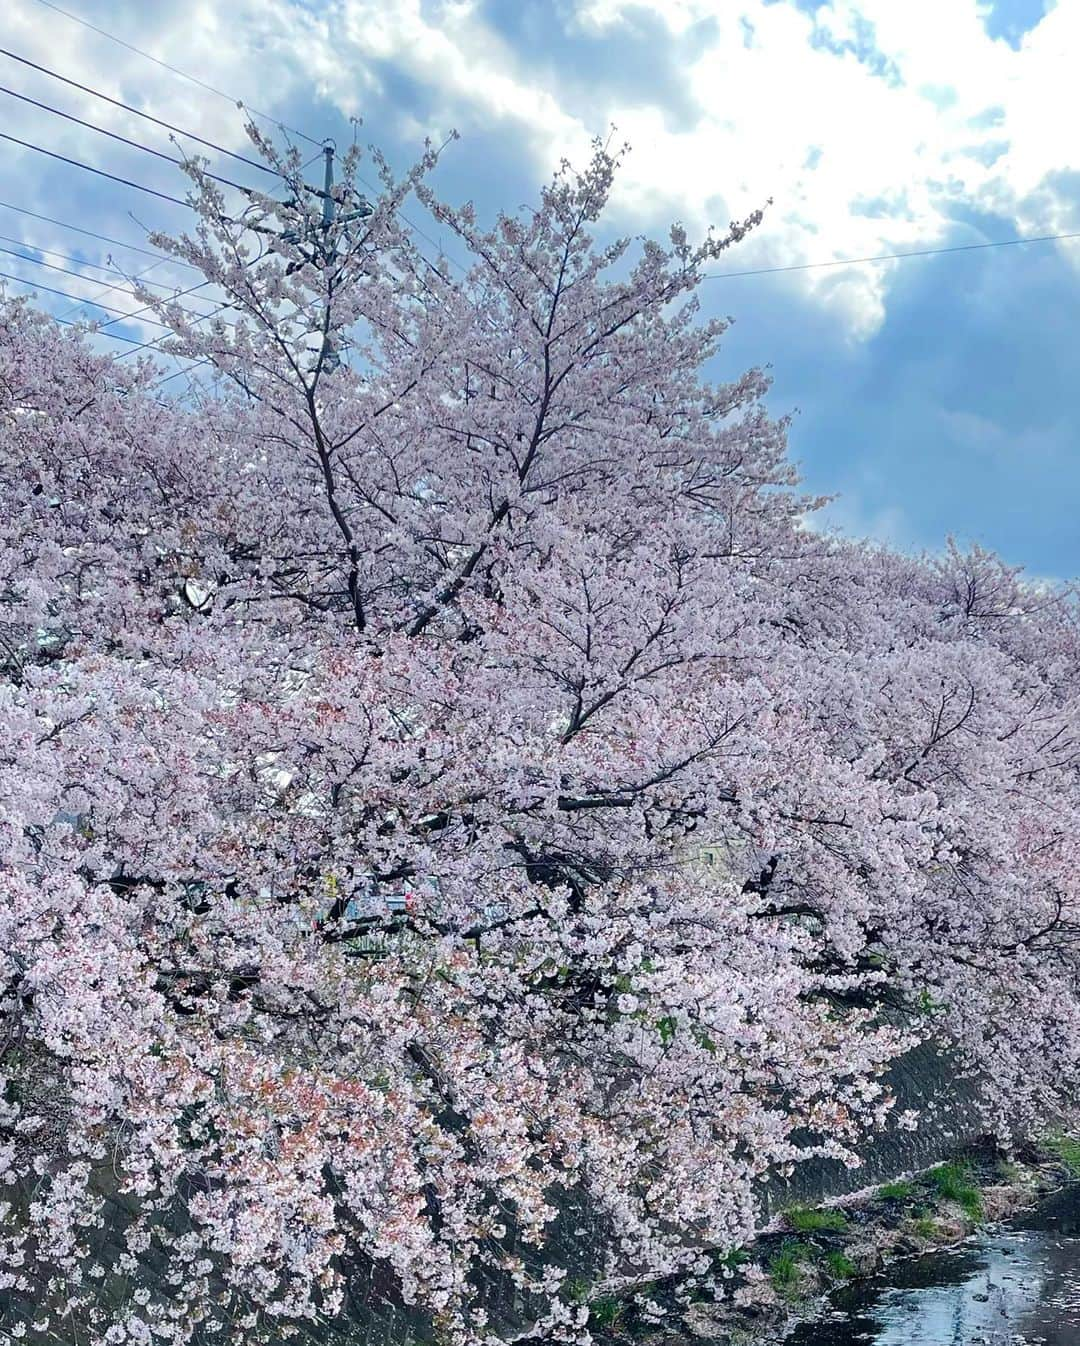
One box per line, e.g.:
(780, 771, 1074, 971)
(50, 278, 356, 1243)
(2, 135, 1080, 1345)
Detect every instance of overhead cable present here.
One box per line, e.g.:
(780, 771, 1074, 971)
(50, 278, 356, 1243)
(0, 46, 280, 175)
(0, 240, 221, 313)
(0, 231, 166, 280)
(705, 230, 1080, 280)
(50, 313, 161, 345)
(111, 298, 235, 361)
(53, 253, 172, 322)
(0, 83, 257, 195)
(153, 358, 214, 389)
(0, 267, 173, 326)
(30, 0, 323, 148)
(0, 198, 202, 269)
(0, 129, 190, 207)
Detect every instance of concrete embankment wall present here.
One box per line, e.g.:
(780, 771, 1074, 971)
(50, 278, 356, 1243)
(760, 1037, 985, 1220)
(0, 1043, 983, 1346)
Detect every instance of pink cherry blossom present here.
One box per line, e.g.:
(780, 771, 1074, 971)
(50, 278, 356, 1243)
(1, 132, 1078, 1345)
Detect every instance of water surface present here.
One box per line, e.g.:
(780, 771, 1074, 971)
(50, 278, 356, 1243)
(788, 1185, 1080, 1346)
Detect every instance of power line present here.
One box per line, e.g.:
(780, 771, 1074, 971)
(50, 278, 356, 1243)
(0, 238, 220, 309)
(1, 247, 225, 331)
(112, 298, 235, 362)
(30, 0, 322, 149)
(0, 231, 151, 277)
(6, 27, 462, 274)
(0, 198, 202, 269)
(0, 84, 257, 196)
(4, 267, 235, 358)
(0, 129, 190, 207)
(0, 202, 236, 333)
(0, 46, 280, 177)
(704, 229, 1080, 280)
(50, 314, 216, 394)
(14, 130, 1057, 290)
(98, 277, 238, 337)
(342, 152, 469, 276)
(387, 195, 470, 277)
(0, 242, 176, 308)
(50, 313, 160, 345)
(110, 313, 223, 383)
(0, 267, 172, 326)
(52, 316, 213, 392)
(153, 358, 214, 389)
(54, 253, 171, 322)
(47, 315, 216, 398)
(0, 205, 212, 331)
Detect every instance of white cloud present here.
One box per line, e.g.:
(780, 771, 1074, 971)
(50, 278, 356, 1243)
(3, 0, 1078, 342)
(563, 0, 1080, 334)
(294, 0, 1080, 338)
(812, 491, 914, 550)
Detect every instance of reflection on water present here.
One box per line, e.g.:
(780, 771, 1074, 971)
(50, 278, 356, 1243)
(787, 1186, 1080, 1346)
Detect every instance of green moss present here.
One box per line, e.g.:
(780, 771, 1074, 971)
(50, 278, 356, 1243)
(822, 1250, 856, 1280)
(563, 1276, 591, 1304)
(588, 1296, 625, 1331)
(783, 1205, 848, 1233)
(878, 1180, 914, 1201)
(769, 1241, 811, 1293)
(1046, 1134, 1080, 1177)
(928, 1162, 983, 1218)
(912, 1215, 939, 1239)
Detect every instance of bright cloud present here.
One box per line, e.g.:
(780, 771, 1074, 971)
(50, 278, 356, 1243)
(559, 0, 1080, 333)
(285, 0, 1080, 337)
(2, 0, 1078, 341)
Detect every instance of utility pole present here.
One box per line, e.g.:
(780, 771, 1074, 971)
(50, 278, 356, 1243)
(322, 142, 336, 232)
(320, 142, 341, 371)
(278, 140, 373, 374)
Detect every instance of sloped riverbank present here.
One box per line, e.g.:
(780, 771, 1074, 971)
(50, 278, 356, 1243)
(592, 1139, 1080, 1346)
(786, 1177, 1080, 1346)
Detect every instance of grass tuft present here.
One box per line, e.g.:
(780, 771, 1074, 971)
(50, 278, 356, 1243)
(1046, 1134, 1080, 1177)
(783, 1205, 848, 1233)
(823, 1250, 856, 1279)
(769, 1241, 811, 1292)
(878, 1180, 914, 1201)
(563, 1276, 591, 1304)
(588, 1296, 625, 1330)
(928, 1161, 983, 1218)
(716, 1246, 750, 1271)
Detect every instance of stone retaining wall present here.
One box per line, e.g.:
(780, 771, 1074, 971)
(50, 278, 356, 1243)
(0, 1042, 983, 1346)
(759, 1037, 984, 1220)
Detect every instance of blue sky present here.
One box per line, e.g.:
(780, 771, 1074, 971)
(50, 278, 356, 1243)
(2, 0, 1078, 578)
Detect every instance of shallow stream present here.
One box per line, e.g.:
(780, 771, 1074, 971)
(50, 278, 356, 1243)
(787, 1184, 1080, 1345)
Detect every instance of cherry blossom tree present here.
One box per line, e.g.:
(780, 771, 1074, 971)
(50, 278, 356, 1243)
(2, 133, 1079, 1346)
